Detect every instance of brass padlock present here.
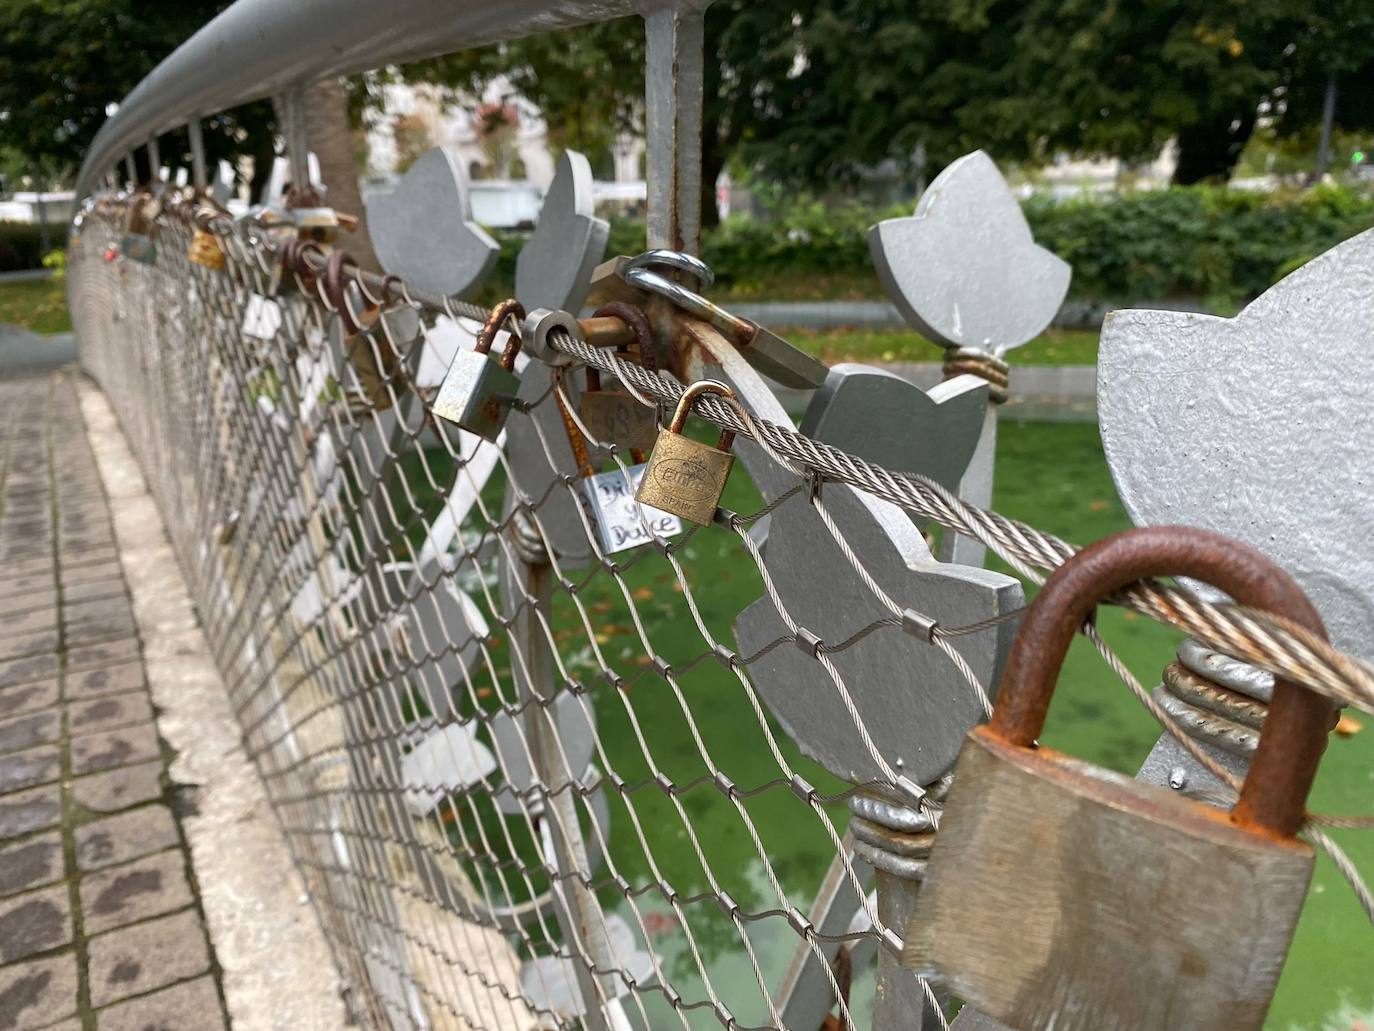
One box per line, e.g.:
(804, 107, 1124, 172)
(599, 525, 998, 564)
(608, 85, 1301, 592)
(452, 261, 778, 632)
(635, 380, 736, 526)
(579, 302, 659, 453)
(187, 228, 226, 271)
(432, 299, 526, 442)
(120, 193, 158, 265)
(904, 525, 1335, 1031)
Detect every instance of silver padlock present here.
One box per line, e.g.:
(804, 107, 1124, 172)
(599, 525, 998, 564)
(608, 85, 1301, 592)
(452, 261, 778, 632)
(432, 299, 526, 442)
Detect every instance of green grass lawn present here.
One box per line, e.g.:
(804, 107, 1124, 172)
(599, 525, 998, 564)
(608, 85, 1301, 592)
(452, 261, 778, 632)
(0, 277, 1100, 367)
(783, 325, 1100, 366)
(0, 276, 70, 334)
(391, 419, 1369, 1029)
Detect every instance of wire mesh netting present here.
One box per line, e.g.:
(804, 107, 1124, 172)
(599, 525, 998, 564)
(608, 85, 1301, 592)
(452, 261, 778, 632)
(73, 196, 1024, 1030)
(68, 188, 1374, 1031)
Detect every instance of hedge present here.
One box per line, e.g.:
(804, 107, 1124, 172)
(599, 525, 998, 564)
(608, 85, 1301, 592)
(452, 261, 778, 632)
(0, 221, 56, 272)
(487, 184, 1374, 307)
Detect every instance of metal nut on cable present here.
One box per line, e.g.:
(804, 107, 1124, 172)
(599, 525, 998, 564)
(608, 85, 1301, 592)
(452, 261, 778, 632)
(520, 307, 581, 367)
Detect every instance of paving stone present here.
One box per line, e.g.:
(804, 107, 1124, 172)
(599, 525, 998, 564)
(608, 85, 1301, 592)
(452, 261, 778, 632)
(65, 639, 139, 674)
(75, 805, 179, 872)
(59, 549, 119, 572)
(0, 576, 51, 601)
(59, 579, 123, 605)
(0, 832, 64, 898)
(0, 784, 60, 840)
(0, 885, 71, 964)
(58, 561, 124, 585)
(69, 724, 160, 776)
(0, 633, 57, 663)
(71, 761, 163, 816)
(0, 745, 60, 794)
(0, 557, 53, 579)
(62, 620, 138, 649)
(63, 598, 133, 625)
(0, 950, 78, 1029)
(0, 608, 56, 637)
(0, 680, 58, 720)
(96, 974, 224, 1031)
(64, 662, 145, 700)
(0, 712, 60, 756)
(87, 908, 210, 1008)
(0, 655, 59, 691)
(67, 693, 154, 737)
(80, 849, 193, 935)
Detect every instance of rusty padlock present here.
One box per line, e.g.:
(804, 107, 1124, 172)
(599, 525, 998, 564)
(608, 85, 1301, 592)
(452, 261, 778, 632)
(904, 525, 1334, 1031)
(120, 192, 159, 265)
(578, 301, 660, 453)
(432, 299, 525, 442)
(324, 249, 402, 411)
(635, 380, 737, 526)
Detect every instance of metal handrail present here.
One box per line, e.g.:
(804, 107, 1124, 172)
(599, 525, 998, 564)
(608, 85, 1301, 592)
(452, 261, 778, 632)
(75, 0, 636, 200)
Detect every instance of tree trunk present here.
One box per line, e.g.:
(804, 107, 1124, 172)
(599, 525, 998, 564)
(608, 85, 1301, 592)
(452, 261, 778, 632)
(1172, 108, 1256, 185)
(302, 77, 379, 271)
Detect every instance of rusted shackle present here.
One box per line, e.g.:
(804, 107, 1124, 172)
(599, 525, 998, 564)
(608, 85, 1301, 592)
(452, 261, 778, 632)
(990, 525, 1334, 839)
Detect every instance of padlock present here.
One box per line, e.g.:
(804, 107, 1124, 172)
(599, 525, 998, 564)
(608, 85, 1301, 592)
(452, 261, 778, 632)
(120, 193, 158, 265)
(187, 228, 226, 271)
(903, 525, 1335, 1031)
(579, 301, 659, 453)
(432, 299, 526, 442)
(323, 249, 401, 411)
(635, 380, 736, 526)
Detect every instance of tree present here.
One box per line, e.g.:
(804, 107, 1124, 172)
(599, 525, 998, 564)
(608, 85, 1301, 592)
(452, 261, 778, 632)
(399, 1, 1374, 196)
(737, 0, 1374, 186)
(0, 0, 275, 190)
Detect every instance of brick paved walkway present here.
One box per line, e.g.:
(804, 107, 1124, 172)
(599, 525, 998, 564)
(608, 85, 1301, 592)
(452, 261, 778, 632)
(0, 374, 230, 1031)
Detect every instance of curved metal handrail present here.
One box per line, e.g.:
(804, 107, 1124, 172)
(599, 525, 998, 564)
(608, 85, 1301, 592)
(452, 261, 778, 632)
(75, 0, 636, 200)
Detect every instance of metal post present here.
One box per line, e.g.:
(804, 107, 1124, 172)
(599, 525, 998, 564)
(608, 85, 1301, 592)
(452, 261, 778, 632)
(508, 537, 623, 1031)
(1316, 73, 1338, 178)
(30, 167, 51, 256)
(282, 85, 311, 197)
(638, 0, 707, 255)
(188, 118, 208, 191)
(125, 154, 138, 188)
(939, 412, 996, 567)
(147, 137, 162, 185)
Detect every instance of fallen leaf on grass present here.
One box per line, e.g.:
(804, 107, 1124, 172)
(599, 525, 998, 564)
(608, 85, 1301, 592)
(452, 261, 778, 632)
(1336, 713, 1364, 738)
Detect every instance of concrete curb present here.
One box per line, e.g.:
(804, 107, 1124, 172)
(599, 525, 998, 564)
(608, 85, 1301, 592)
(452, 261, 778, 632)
(77, 374, 348, 1031)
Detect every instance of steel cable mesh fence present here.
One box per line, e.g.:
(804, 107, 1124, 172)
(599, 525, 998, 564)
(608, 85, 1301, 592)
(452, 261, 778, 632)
(70, 198, 1002, 1031)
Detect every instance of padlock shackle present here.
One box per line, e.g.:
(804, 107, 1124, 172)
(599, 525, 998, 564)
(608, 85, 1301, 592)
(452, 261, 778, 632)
(585, 300, 657, 397)
(323, 248, 375, 336)
(477, 299, 527, 369)
(592, 302, 657, 374)
(667, 380, 737, 451)
(989, 525, 1333, 840)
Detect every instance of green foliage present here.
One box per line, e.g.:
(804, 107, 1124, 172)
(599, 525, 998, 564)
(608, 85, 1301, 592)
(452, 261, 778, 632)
(0, 0, 273, 183)
(1024, 184, 1374, 306)
(41, 249, 66, 278)
(473, 185, 1374, 307)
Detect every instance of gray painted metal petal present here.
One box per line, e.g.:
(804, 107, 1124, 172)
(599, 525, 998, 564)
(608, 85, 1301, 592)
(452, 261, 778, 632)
(516, 150, 610, 312)
(869, 150, 1070, 354)
(733, 484, 1022, 785)
(801, 363, 989, 501)
(690, 328, 1022, 785)
(366, 145, 499, 298)
(1098, 227, 1374, 657)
